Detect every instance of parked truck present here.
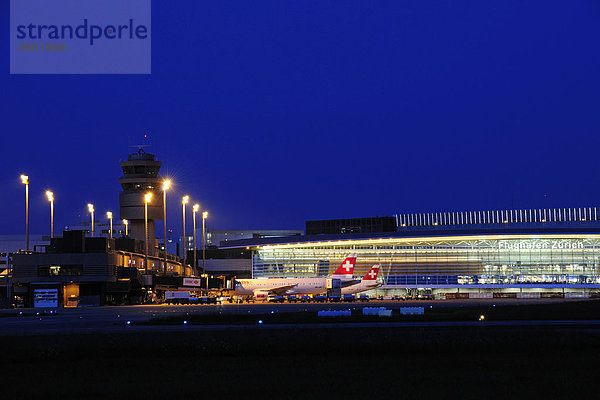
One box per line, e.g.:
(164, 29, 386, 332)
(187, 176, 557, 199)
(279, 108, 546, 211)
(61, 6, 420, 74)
(165, 291, 190, 305)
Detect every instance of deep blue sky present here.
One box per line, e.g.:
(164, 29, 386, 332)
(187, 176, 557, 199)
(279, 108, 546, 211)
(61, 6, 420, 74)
(1, 1, 600, 237)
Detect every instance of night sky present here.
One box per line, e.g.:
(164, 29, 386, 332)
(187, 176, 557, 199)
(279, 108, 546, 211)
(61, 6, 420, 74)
(1, 1, 600, 238)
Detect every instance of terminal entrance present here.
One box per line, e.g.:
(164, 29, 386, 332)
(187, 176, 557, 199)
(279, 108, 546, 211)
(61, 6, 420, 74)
(64, 284, 79, 307)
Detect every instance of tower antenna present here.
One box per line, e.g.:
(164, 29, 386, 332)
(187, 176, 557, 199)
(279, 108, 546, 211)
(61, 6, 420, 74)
(129, 144, 151, 154)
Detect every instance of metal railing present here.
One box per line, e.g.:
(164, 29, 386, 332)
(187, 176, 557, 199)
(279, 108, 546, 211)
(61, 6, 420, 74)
(397, 207, 599, 227)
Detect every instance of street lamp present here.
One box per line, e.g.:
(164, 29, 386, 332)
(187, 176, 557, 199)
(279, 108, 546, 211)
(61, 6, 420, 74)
(162, 179, 171, 274)
(182, 195, 189, 267)
(202, 211, 208, 289)
(20, 175, 29, 251)
(144, 192, 152, 273)
(87, 203, 94, 237)
(192, 204, 199, 272)
(106, 211, 113, 239)
(123, 219, 129, 236)
(46, 191, 54, 239)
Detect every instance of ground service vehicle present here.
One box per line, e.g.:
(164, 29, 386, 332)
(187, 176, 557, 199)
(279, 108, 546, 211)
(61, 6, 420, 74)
(300, 295, 311, 303)
(314, 295, 327, 303)
(268, 295, 285, 303)
(165, 291, 190, 304)
(343, 294, 356, 302)
(199, 297, 217, 304)
(286, 295, 299, 303)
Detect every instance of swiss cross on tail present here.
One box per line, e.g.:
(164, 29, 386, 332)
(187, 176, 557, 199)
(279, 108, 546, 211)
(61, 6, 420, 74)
(363, 265, 380, 281)
(342, 261, 353, 272)
(332, 254, 357, 276)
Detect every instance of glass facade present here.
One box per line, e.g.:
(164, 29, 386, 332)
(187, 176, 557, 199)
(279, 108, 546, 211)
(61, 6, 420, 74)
(252, 234, 600, 288)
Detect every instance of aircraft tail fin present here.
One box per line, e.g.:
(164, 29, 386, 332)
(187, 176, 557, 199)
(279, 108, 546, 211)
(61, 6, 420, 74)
(363, 265, 380, 281)
(332, 254, 357, 276)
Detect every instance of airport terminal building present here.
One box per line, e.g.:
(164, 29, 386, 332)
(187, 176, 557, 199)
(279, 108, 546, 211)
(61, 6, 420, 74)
(222, 208, 600, 296)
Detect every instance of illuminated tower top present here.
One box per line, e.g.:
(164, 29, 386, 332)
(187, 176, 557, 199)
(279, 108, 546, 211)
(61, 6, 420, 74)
(119, 147, 163, 223)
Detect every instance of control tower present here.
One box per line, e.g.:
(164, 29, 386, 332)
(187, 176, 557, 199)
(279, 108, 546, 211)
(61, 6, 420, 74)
(118, 147, 164, 255)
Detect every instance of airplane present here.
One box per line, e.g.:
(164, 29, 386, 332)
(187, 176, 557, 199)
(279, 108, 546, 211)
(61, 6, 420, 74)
(234, 254, 359, 299)
(341, 264, 381, 295)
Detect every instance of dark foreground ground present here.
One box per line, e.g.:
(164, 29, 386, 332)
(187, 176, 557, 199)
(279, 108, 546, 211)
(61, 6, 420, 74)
(5, 300, 600, 399)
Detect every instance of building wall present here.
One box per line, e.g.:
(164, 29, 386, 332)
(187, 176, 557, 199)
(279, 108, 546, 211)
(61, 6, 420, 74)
(207, 229, 303, 247)
(306, 217, 396, 235)
(66, 222, 127, 238)
(12, 250, 191, 283)
(203, 259, 252, 277)
(12, 252, 119, 283)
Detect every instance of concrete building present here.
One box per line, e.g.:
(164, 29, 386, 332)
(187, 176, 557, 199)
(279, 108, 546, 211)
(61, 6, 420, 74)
(11, 230, 188, 307)
(0, 235, 50, 303)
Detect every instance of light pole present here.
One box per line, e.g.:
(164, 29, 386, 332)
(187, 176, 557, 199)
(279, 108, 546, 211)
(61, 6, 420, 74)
(46, 191, 54, 239)
(20, 175, 29, 251)
(87, 203, 94, 237)
(123, 219, 128, 236)
(202, 211, 208, 290)
(182, 195, 189, 267)
(106, 211, 113, 239)
(192, 204, 199, 272)
(144, 192, 152, 273)
(162, 179, 171, 274)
